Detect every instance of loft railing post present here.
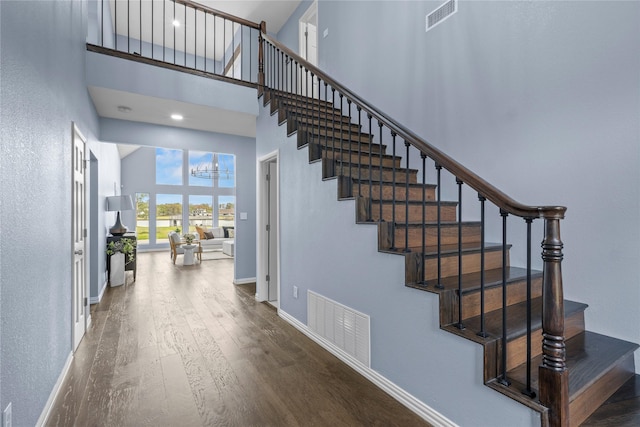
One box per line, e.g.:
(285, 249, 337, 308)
(258, 21, 266, 97)
(538, 214, 568, 427)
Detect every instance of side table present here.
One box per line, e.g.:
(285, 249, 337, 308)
(182, 244, 197, 266)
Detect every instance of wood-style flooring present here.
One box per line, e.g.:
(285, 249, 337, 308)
(46, 252, 431, 427)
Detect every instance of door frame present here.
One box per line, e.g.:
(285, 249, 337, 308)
(72, 122, 89, 351)
(256, 151, 279, 306)
(299, 1, 318, 65)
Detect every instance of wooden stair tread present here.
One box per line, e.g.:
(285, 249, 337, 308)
(327, 161, 419, 176)
(394, 221, 481, 229)
(508, 331, 639, 397)
(463, 298, 587, 342)
(350, 178, 436, 190)
(582, 375, 640, 426)
(383, 241, 506, 256)
(370, 198, 458, 206)
(408, 266, 541, 294)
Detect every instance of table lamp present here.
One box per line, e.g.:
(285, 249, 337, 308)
(106, 195, 134, 236)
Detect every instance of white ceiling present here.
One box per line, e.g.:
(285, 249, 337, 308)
(95, 0, 302, 157)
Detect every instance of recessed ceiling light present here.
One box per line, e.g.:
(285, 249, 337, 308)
(172, 20, 180, 27)
(117, 105, 132, 113)
(171, 113, 183, 121)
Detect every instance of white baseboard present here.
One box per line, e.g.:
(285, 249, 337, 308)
(278, 309, 458, 427)
(90, 280, 108, 304)
(36, 351, 73, 427)
(233, 277, 256, 285)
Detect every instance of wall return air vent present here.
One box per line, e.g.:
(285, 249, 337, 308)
(426, 0, 457, 32)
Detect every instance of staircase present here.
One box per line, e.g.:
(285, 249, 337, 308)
(260, 84, 638, 426)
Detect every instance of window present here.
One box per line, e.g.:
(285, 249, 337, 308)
(156, 148, 183, 185)
(188, 195, 213, 233)
(217, 153, 235, 188)
(135, 193, 150, 244)
(156, 194, 182, 241)
(188, 151, 213, 187)
(218, 195, 235, 227)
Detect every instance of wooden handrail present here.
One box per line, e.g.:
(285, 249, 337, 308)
(175, 0, 261, 29)
(260, 33, 566, 221)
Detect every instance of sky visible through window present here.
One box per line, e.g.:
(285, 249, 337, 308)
(156, 148, 183, 185)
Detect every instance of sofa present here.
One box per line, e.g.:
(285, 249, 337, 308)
(194, 225, 234, 252)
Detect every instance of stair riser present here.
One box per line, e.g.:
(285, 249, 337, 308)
(326, 163, 418, 184)
(354, 182, 435, 202)
(288, 116, 359, 135)
(390, 224, 481, 249)
(280, 107, 353, 126)
(360, 202, 457, 223)
(301, 128, 374, 144)
(462, 277, 543, 321)
(318, 149, 401, 169)
(305, 137, 385, 155)
(505, 311, 584, 372)
(483, 311, 586, 382)
(423, 250, 507, 281)
(569, 354, 636, 427)
(274, 99, 341, 116)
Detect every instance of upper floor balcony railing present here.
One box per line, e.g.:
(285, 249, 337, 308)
(87, 0, 261, 87)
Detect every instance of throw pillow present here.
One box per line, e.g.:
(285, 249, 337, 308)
(195, 225, 206, 240)
(211, 227, 224, 238)
(204, 231, 214, 239)
(228, 229, 235, 238)
(223, 226, 235, 238)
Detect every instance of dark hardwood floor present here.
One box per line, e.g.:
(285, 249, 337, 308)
(46, 252, 431, 427)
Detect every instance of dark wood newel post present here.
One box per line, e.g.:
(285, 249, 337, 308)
(538, 212, 568, 427)
(258, 21, 266, 97)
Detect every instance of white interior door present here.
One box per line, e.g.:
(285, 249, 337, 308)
(72, 123, 87, 351)
(267, 160, 278, 303)
(299, 2, 318, 98)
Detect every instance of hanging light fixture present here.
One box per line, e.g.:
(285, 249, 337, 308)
(190, 158, 233, 180)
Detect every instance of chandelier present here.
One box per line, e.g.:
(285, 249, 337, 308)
(190, 160, 233, 180)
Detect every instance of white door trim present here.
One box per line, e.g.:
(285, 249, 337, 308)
(256, 151, 279, 306)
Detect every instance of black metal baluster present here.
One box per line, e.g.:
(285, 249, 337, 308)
(101, 0, 104, 46)
(499, 210, 511, 387)
(213, 14, 216, 74)
(340, 94, 344, 176)
(127, 0, 130, 53)
(347, 100, 352, 183)
(390, 132, 397, 250)
(173, 0, 176, 63)
(523, 217, 536, 398)
(331, 89, 336, 170)
(357, 107, 362, 197)
(162, 0, 165, 61)
(403, 141, 410, 252)
(378, 122, 384, 223)
(139, 0, 142, 55)
(115, 0, 118, 50)
(367, 114, 373, 222)
(456, 178, 465, 329)
(324, 82, 329, 159)
(435, 163, 444, 289)
(204, 11, 207, 72)
(194, 8, 197, 69)
(183, 3, 186, 66)
(420, 153, 427, 284)
(477, 194, 488, 338)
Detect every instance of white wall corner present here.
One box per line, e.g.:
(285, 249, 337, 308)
(234, 277, 257, 285)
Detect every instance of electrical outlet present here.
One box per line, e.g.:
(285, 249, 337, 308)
(293, 286, 298, 299)
(3, 402, 12, 427)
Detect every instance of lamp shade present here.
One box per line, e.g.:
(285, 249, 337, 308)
(106, 195, 134, 212)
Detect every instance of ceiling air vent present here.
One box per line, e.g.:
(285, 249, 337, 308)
(426, 0, 457, 32)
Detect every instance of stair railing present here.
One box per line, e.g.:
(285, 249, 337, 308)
(259, 32, 568, 426)
(88, 0, 261, 88)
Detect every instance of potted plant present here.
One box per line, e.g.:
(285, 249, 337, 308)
(106, 238, 137, 286)
(183, 233, 196, 245)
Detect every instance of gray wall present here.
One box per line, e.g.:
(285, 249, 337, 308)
(0, 0, 117, 425)
(103, 119, 257, 283)
(279, 0, 639, 369)
(256, 100, 539, 425)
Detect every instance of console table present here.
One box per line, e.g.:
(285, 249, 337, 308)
(107, 232, 137, 284)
